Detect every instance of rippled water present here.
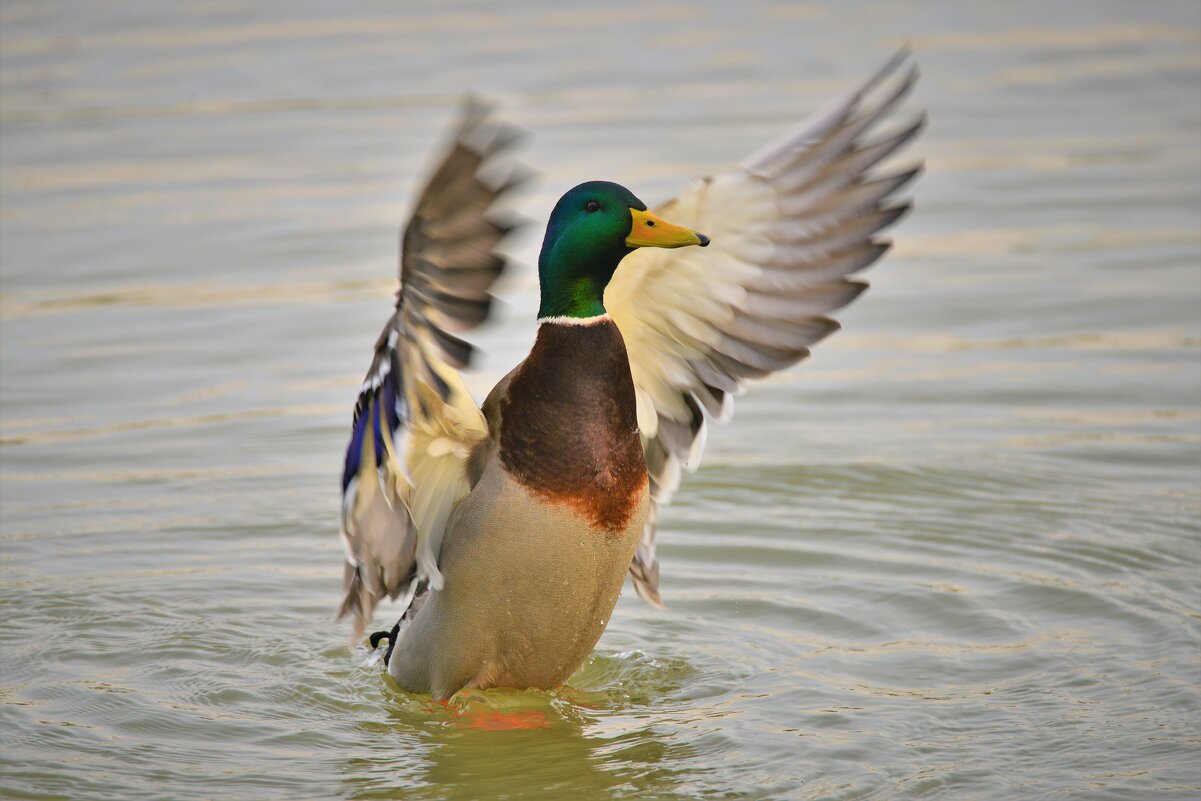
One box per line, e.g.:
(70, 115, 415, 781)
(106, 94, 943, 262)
(2, 2, 1200, 799)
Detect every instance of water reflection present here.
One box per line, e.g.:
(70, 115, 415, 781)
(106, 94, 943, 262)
(345, 685, 695, 801)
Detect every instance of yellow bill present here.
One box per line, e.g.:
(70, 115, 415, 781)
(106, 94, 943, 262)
(626, 208, 710, 249)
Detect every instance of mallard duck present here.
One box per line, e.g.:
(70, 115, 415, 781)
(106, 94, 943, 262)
(338, 51, 923, 699)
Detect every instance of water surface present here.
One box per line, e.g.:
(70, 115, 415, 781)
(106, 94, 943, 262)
(2, 1, 1199, 799)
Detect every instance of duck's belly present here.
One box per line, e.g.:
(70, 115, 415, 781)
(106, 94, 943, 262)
(388, 456, 648, 700)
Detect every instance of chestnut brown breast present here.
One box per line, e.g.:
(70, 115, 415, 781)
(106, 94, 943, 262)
(498, 318, 648, 533)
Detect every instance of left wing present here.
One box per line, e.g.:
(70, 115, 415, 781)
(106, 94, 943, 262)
(338, 103, 522, 641)
(605, 50, 924, 606)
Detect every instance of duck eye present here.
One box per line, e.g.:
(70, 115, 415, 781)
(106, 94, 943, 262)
(585, 200, 600, 212)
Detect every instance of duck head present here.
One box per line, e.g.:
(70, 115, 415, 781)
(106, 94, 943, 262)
(537, 180, 709, 320)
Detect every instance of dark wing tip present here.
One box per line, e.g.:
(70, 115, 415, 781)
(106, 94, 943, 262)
(394, 101, 532, 370)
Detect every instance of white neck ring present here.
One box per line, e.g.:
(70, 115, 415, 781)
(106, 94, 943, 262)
(536, 313, 611, 327)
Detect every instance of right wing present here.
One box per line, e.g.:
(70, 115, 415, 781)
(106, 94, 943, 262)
(338, 104, 523, 641)
(606, 50, 923, 606)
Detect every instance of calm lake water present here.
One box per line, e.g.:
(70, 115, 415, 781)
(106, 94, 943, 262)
(2, 2, 1199, 799)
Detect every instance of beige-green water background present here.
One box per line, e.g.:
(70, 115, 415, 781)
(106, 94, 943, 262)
(2, 2, 1199, 799)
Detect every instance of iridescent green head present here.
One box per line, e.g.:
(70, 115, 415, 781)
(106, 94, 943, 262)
(536, 180, 709, 319)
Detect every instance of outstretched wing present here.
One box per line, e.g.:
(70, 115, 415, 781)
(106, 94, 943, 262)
(605, 50, 924, 606)
(338, 103, 523, 640)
